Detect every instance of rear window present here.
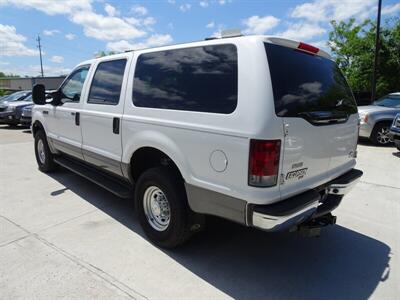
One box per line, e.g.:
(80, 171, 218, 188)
(265, 43, 357, 118)
(132, 44, 238, 114)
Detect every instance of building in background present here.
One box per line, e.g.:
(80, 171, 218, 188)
(0, 76, 65, 92)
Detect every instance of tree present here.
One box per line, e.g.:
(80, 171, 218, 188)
(329, 18, 400, 98)
(94, 50, 117, 58)
(0, 72, 20, 78)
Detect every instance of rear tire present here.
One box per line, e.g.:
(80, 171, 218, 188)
(34, 130, 57, 173)
(134, 167, 193, 248)
(371, 123, 393, 146)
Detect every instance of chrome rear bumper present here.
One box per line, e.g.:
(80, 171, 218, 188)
(251, 169, 363, 232)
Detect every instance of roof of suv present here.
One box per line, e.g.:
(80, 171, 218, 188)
(77, 35, 332, 68)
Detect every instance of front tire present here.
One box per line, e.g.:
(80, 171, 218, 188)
(371, 123, 393, 146)
(34, 130, 57, 172)
(134, 167, 192, 248)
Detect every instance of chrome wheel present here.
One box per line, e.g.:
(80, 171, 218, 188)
(376, 127, 392, 145)
(37, 139, 46, 164)
(143, 186, 171, 231)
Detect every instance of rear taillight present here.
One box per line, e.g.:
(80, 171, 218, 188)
(298, 42, 319, 54)
(248, 139, 281, 187)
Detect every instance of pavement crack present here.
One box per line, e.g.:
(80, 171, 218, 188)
(0, 235, 30, 248)
(359, 180, 400, 190)
(34, 208, 100, 234)
(32, 233, 148, 300)
(0, 215, 31, 235)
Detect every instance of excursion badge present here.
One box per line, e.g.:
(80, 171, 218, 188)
(286, 168, 308, 180)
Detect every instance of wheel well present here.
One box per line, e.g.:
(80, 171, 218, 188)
(130, 147, 183, 183)
(372, 120, 393, 134)
(32, 121, 45, 136)
(374, 120, 393, 127)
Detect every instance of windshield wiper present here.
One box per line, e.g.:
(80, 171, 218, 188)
(299, 111, 349, 125)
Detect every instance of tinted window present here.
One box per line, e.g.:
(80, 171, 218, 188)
(265, 43, 357, 118)
(3, 91, 31, 102)
(88, 59, 127, 105)
(61, 66, 89, 102)
(373, 95, 400, 108)
(132, 44, 238, 114)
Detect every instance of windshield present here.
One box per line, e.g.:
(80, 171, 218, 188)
(1, 91, 31, 102)
(265, 43, 357, 118)
(373, 95, 400, 108)
(23, 94, 33, 102)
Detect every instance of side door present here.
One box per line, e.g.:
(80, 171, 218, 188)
(48, 65, 91, 160)
(80, 58, 128, 176)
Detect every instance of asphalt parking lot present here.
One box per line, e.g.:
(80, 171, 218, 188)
(0, 125, 399, 300)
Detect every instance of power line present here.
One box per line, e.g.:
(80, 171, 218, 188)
(36, 34, 44, 77)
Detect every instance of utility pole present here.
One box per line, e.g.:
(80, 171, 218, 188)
(36, 34, 44, 77)
(371, 0, 382, 102)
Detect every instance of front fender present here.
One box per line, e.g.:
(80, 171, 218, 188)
(32, 106, 49, 136)
(369, 111, 399, 125)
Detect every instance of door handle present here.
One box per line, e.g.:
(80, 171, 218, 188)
(75, 112, 80, 126)
(113, 117, 120, 134)
(70, 112, 76, 116)
(43, 110, 49, 115)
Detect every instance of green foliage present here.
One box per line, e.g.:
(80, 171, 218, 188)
(329, 18, 400, 98)
(0, 72, 20, 78)
(95, 51, 117, 58)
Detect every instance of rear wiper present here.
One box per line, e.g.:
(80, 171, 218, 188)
(299, 111, 348, 125)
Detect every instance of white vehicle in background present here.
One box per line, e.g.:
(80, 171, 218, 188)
(31, 32, 362, 248)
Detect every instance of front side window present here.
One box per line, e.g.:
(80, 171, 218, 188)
(132, 44, 238, 114)
(88, 59, 127, 105)
(61, 66, 90, 102)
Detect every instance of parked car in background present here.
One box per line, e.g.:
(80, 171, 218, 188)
(0, 92, 33, 126)
(358, 92, 400, 145)
(20, 104, 34, 127)
(389, 113, 400, 151)
(0, 90, 31, 103)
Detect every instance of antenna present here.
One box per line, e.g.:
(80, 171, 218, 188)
(36, 34, 44, 77)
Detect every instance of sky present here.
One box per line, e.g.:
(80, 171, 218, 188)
(0, 0, 399, 77)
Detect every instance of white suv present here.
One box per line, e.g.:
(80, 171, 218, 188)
(31, 34, 362, 248)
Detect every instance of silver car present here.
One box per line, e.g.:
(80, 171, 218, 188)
(358, 92, 400, 145)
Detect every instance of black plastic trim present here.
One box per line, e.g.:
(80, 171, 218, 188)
(252, 190, 321, 217)
(54, 156, 134, 198)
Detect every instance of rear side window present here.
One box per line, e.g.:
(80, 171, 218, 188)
(265, 43, 357, 117)
(88, 59, 127, 105)
(132, 44, 238, 114)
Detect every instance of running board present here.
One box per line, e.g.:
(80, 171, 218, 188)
(54, 156, 134, 199)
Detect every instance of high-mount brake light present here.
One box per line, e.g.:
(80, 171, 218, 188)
(248, 139, 281, 187)
(298, 42, 319, 54)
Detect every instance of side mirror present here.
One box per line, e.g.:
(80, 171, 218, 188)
(32, 84, 46, 105)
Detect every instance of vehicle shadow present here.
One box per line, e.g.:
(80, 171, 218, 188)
(392, 152, 400, 158)
(49, 169, 391, 300)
